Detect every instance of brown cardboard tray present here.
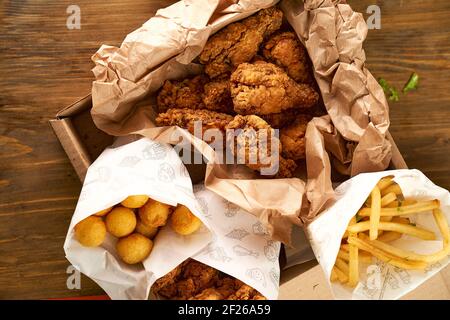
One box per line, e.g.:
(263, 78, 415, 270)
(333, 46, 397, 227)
(50, 94, 449, 299)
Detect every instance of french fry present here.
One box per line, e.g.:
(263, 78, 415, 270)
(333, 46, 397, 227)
(386, 200, 400, 208)
(335, 258, 349, 275)
(348, 241, 359, 287)
(340, 244, 349, 252)
(330, 268, 338, 282)
(377, 176, 394, 191)
(338, 249, 372, 264)
(358, 200, 440, 217)
(347, 236, 428, 270)
(391, 217, 410, 224)
(381, 183, 402, 196)
(381, 192, 397, 207)
(380, 216, 393, 222)
(359, 233, 450, 264)
(333, 266, 348, 283)
(347, 221, 436, 240)
(370, 186, 381, 240)
(433, 208, 450, 243)
(377, 231, 402, 242)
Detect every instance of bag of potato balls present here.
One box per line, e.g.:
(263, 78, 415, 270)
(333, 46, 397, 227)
(64, 137, 281, 300)
(64, 137, 213, 299)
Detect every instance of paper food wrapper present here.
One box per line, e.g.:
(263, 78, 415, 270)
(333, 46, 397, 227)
(90, 0, 392, 242)
(64, 137, 281, 300)
(306, 169, 450, 300)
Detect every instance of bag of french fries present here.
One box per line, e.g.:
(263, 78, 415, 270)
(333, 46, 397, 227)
(64, 137, 281, 300)
(306, 169, 450, 299)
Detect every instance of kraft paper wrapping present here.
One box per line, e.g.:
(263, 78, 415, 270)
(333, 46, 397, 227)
(90, 0, 392, 243)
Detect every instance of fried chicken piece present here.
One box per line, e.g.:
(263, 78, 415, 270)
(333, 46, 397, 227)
(259, 109, 299, 128)
(157, 75, 209, 112)
(226, 115, 297, 178)
(263, 31, 314, 84)
(189, 288, 224, 300)
(280, 115, 311, 161)
(152, 264, 183, 298)
(156, 108, 233, 135)
(252, 294, 267, 300)
(230, 62, 319, 115)
(202, 78, 234, 113)
(182, 260, 219, 293)
(214, 277, 242, 299)
(175, 278, 197, 299)
(199, 7, 283, 78)
(227, 284, 256, 300)
(275, 157, 297, 178)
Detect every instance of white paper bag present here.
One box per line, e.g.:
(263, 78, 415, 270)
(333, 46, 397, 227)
(306, 169, 450, 300)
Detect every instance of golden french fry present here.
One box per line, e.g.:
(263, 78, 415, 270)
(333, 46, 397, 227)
(391, 217, 410, 224)
(380, 216, 393, 222)
(347, 221, 436, 240)
(386, 200, 400, 208)
(335, 258, 349, 275)
(358, 200, 440, 217)
(338, 249, 372, 264)
(330, 268, 338, 282)
(347, 237, 428, 270)
(348, 241, 359, 287)
(381, 183, 402, 196)
(359, 233, 449, 264)
(377, 231, 402, 242)
(370, 187, 381, 240)
(433, 208, 450, 243)
(381, 192, 397, 207)
(333, 266, 348, 283)
(377, 176, 394, 191)
(341, 244, 349, 252)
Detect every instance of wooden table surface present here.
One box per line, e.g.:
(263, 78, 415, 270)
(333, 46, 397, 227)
(1, 0, 449, 299)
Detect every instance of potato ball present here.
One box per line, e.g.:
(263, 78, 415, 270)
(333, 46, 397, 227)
(139, 199, 172, 228)
(75, 216, 106, 247)
(135, 218, 158, 239)
(170, 205, 202, 236)
(93, 206, 113, 217)
(105, 206, 137, 237)
(121, 195, 149, 208)
(116, 233, 153, 264)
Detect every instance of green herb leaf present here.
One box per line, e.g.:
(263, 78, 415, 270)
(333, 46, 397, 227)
(378, 78, 399, 102)
(403, 72, 419, 93)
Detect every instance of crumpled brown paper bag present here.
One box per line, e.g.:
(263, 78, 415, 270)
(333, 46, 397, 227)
(90, 0, 391, 243)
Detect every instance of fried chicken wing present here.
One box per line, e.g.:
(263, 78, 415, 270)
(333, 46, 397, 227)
(156, 108, 233, 135)
(152, 264, 183, 298)
(226, 115, 297, 178)
(280, 115, 311, 161)
(157, 75, 209, 112)
(227, 284, 256, 300)
(230, 62, 319, 115)
(182, 260, 219, 291)
(199, 7, 283, 78)
(202, 78, 234, 113)
(263, 31, 314, 84)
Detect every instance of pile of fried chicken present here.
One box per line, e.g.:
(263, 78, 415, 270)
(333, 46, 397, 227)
(156, 7, 321, 178)
(152, 259, 265, 300)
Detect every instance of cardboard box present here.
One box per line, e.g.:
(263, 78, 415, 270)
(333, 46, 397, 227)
(50, 94, 450, 299)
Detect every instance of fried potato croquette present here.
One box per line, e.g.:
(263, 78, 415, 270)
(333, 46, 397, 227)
(135, 217, 158, 239)
(156, 75, 209, 113)
(155, 108, 233, 135)
(121, 195, 149, 208)
(199, 7, 283, 78)
(93, 206, 113, 217)
(230, 61, 319, 115)
(263, 31, 313, 84)
(116, 233, 153, 264)
(139, 199, 172, 228)
(75, 216, 106, 247)
(279, 115, 311, 160)
(170, 205, 202, 236)
(105, 206, 137, 238)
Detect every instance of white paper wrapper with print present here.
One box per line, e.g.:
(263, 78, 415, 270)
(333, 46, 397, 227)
(306, 169, 450, 300)
(64, 137, 212, 300)
(191, 185, 281, 300)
